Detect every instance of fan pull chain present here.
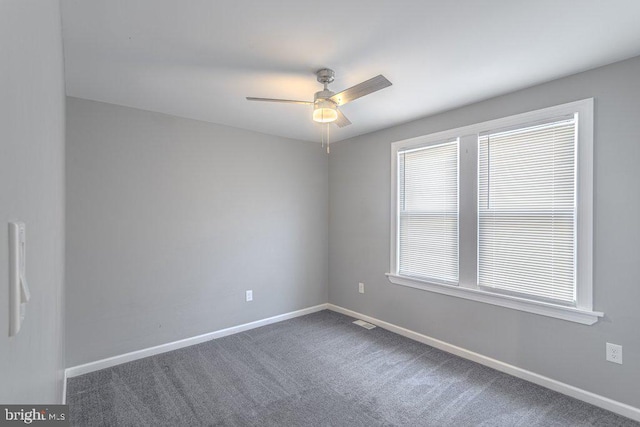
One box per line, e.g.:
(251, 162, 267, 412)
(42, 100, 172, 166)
(326, 124, 330, 154)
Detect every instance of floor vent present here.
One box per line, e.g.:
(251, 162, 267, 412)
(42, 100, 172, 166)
(353, 319, 376, 330)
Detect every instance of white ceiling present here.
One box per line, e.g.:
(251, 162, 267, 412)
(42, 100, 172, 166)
(61, 0, 640, 143)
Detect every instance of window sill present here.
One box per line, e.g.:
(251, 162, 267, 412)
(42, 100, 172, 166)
(385, 273, 603, 325)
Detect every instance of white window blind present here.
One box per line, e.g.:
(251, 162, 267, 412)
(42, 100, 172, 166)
(398, 140, 458, 284)
(478, 117, 577, 304)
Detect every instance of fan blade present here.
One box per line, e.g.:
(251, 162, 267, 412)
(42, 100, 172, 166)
(334, 109, 352, 128)
(246, 97, 312, 105)
(330, 75, 392, 106)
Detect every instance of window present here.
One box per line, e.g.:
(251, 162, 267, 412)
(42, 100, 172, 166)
(398, 140, 458, 285)
(478, 118, 577, 303)
(388, 99, 601, 324)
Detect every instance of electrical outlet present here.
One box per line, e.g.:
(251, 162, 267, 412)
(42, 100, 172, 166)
(245, 290, 253, 302)
(606, 342, 622, 364)
(358, 282, 365, 294)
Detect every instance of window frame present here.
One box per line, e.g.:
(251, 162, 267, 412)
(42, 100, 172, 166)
(388, 99, 602, 325)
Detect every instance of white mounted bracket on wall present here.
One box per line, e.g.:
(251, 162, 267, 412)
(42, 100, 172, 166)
(9, 222, 30, 337)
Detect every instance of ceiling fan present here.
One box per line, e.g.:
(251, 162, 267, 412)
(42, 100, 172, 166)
(246, 68, 392, 127)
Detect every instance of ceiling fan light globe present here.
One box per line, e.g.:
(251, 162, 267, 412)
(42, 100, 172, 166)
(313, 98, 338, 123)
(313, 107, 338, 123)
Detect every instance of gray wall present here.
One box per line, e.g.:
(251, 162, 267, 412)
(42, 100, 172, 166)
(329, 56, 640, 408)
(0, 1, 66, 403)
(66, 98, 328, 367)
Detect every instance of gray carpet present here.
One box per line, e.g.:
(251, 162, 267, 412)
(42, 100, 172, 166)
(67, 310, 638, 426)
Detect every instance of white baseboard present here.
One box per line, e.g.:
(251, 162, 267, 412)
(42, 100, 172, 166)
(327, 304, 640, 423)
(63, 302, 639, 422)
(65, 303, 328, 380)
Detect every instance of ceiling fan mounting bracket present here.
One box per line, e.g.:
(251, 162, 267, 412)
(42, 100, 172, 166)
(316, 68, 335, 85)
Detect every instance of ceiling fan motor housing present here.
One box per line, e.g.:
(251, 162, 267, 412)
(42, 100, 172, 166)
(313, 88, 338, 124)
(314, 89, 335, 102)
